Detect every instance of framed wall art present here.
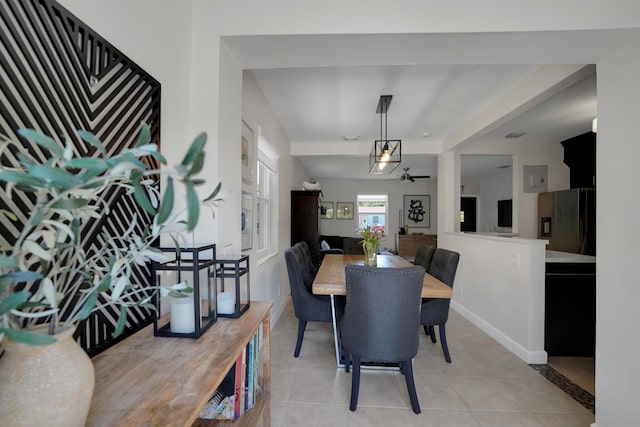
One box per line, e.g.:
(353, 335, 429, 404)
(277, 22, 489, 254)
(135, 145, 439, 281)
(320, 202, 334, 219)
(336, 202, 354, 220)
(241, 192, 253, 250)
(241, 120, 255, 184)
(404, 195, 430, 229)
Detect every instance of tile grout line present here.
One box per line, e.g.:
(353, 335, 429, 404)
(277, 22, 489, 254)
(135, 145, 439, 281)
(529, 364, 595, 413)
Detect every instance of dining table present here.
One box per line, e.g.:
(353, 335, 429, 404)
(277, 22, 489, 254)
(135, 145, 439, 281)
(312, 254, 452, 367)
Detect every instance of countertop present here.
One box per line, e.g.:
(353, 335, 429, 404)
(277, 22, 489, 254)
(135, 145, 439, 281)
(545, 250, 596, 263)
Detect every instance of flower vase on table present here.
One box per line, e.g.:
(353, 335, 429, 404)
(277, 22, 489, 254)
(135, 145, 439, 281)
(359, 225, 385, 267)
(363, 240, 379, 266)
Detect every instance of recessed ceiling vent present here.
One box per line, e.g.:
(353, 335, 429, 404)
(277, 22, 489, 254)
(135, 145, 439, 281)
(505, 132, 527, 139)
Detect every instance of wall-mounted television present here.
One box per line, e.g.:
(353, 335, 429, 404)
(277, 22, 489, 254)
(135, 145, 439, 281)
(497, 199, 512, 227)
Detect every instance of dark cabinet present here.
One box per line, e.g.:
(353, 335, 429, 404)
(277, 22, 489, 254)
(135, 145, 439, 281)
(291, 190, 321, 264)
(544, 262, 596, 356)
(561, 131, 596, 189)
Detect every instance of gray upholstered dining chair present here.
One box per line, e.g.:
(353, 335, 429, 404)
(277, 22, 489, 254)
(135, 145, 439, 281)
(284, 243, 344, 357)
(413, 244, 436, 270)
(420, 248, 460, 363)
(341, 264, 425, 414)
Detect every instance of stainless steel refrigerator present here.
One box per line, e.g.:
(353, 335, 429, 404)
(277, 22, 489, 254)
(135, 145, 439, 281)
(538, 188, 596, 255)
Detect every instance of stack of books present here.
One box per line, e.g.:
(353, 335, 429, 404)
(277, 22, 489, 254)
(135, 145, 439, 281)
(199, 324, 263, 420)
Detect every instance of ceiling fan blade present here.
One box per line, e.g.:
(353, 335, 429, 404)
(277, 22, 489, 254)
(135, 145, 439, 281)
(411, 175, 431, 179)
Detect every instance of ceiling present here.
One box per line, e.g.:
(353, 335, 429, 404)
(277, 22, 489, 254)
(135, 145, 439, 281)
(225, 30, 640, 181)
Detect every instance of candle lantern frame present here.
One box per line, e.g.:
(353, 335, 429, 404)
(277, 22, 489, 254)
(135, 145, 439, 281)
(213, 254, 250, 318)
(152, 244, 217, 338)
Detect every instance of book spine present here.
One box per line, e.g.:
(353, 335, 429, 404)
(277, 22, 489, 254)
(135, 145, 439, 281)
(234, 349, 244, 419)
(246, 332, 255, 409)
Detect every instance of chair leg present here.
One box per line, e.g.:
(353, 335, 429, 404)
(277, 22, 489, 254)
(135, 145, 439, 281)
(438, 324, 452, 363)
(429, 325, 437, 343)
(423, 325, 430, 337)
(294, 320, 307, 357)
(344, 348, 350, 373)
(403, 359, 421, 414)
(349, 357, 361, 411)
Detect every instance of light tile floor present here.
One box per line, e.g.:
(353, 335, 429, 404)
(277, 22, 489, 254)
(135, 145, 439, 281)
(270, 300, 595, 427)
(548, 357, 595, 396)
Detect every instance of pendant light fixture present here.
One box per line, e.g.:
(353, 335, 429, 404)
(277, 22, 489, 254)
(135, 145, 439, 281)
(369, 95, 401, 174)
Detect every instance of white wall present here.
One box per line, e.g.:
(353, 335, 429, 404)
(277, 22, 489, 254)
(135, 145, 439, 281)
(318, 178, 438, 252)
(593, 39, 640, 427)
(440, 233, 548, 363)
(241, 71, 307, 320)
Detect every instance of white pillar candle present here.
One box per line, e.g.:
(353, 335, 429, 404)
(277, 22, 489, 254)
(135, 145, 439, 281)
(170, 297, 195, 333)
(217, 292, 235, 315)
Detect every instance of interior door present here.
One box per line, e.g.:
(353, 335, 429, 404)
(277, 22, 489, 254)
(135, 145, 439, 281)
(460, 197, 477, 232)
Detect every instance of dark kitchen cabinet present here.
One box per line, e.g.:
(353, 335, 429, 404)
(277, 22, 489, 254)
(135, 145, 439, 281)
(544, 261, 596, 357)
(291, 190, 321, 265)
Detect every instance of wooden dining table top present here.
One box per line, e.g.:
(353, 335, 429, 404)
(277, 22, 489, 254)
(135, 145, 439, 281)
(312, 254, 452, 298)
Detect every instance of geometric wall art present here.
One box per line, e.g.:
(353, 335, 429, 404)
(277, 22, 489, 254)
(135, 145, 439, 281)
(0, 0, 161, 355)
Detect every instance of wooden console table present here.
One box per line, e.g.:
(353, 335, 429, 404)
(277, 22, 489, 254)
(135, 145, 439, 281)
(87, 301, 272, 427)
(396, 233, 438, 257)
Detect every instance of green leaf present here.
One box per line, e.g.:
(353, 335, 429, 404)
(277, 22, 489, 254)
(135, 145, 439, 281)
(29, 164, 78, 188)
(181, 132, 207, 167)
(132, 179, 156, 215)
(203, 182, 223, 201)
(135, 123, 151, 147)
(185, 181, 199, 230)
(22, 240, 51, 260)
(11, 271, 43, 283)
(17, 129, 64, 157)
(140, 302, 157, 311)
(0, 327, 57, 345)
(186, 151, 205, 177)
(170, 235, 181, 258)
(156, 176, 174, 224)
(51, 198, 89, 210)
(96, 274, 111, 292)
(0, 208, 18, 221)
(66, 157, 110, 172)
(113, 306, 127, 338)
(0, 254, 18, 269)
(190, 179, 206, 186)
(0, 274, 12, 293)
(77, 130, 107, 156)
(0, 170, 46, 187)
(0, 290, 31, 315)
(78, 291, 98, 320)
(149, 150, 167, 165)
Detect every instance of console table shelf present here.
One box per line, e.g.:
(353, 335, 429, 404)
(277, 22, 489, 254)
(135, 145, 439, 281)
(87, 301, 272, 427)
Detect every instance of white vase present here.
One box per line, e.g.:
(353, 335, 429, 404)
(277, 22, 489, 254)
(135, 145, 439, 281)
(0, 325, 95, 427)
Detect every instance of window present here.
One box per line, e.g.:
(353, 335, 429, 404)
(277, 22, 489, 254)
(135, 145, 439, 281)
(256, 131, 279, 261)
(357, 194, 388, 234)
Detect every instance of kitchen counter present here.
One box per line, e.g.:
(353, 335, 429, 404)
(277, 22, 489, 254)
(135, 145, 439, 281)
(545, 250, 596, 263)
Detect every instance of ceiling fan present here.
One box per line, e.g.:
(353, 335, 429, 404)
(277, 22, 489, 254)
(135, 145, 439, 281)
(388, 167, 431, 183)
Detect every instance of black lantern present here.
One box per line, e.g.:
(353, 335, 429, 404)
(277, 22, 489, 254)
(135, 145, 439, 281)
(214, 254, 250, 318)
(152, 244, 217, 338)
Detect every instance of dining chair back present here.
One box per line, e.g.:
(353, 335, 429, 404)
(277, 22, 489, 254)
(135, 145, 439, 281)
(420, 248, 460, 363)
(413, 244, 436, 271)
(297, 240, 319, 277)
(341, 264, 425, 414)
(284, 243, 344, 357)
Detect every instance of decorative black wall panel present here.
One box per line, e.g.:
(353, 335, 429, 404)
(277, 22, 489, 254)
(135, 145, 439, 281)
(0, 0, 161, 356)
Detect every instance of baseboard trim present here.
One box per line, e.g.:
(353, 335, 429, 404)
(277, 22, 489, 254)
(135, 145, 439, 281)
(451, 300, 548, 364)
